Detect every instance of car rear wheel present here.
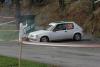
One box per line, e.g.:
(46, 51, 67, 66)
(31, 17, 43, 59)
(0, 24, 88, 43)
(40, 36, 49, 42)
(73, 33, 81, 41)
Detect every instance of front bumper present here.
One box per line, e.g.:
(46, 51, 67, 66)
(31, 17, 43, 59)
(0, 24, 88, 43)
(28, 38, 37, 41)
(28, 36, 40, 42)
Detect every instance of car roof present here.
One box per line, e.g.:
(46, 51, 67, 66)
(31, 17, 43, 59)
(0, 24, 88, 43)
(49, 21, 75, 26)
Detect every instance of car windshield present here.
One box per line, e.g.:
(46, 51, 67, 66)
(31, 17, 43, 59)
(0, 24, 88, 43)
(44, 25, 54, 31)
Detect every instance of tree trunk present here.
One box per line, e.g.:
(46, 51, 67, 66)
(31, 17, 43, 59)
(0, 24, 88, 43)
(21, 0, 32, 15)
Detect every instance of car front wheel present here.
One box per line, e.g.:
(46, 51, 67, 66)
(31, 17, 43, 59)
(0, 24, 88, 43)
(40, 36, 49, 42)
(73, 33, 81, 41)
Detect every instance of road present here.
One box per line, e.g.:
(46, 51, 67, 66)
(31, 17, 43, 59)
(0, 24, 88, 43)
(0, 41, 100, 67)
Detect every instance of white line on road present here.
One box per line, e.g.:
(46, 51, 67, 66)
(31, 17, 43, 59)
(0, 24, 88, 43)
(22, 41, 100, 48)
(0, 16, 15, 18)
(0, 20, 16, 26)
(0, 30, 19, 31)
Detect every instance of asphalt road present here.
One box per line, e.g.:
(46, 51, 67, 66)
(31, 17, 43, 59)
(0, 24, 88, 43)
(0, 41, 100, 67)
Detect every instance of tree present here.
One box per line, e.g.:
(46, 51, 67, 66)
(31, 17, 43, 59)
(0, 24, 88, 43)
(59, 0, 65, 11)
(32, 0, 48, 5)
(0, 0, 5, 4)
(91, 0, 98, 11)
(0, 0, 5, 7)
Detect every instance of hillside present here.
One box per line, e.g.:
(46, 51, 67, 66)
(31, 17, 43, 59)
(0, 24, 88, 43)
(33, 0, 100, 36)
(0, 0, 100, 36)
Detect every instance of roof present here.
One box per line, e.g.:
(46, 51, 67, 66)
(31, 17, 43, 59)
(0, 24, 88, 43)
(49, 21, 75, 26)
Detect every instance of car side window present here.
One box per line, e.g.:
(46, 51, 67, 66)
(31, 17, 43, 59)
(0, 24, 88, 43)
(53, 24, 66, 31)
(66, 23, 74, 30)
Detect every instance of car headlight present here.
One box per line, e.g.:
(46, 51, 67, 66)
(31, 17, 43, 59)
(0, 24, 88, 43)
(30, 34, 34, 37)
(30, 35, 38, 38)
(34, 35, 38, 38)
(28, 34, 38, 38)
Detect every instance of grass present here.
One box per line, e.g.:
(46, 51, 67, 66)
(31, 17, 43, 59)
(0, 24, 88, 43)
(0, 55, 58, 67)
(0, 25, 17, 30)
(0, 25, 18, 41)
(0, 31, 18, 41)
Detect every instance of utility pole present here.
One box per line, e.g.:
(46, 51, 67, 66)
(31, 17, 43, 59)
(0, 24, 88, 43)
(15, 0, 22, 67)
(16, 0, 21, 29)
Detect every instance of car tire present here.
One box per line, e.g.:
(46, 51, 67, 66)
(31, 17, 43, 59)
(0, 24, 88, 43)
(73, 33, 81, 41)
(40, 36, 49, 42)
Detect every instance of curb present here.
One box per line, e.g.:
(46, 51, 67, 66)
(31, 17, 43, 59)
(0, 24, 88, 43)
(22, 41, 100, 48)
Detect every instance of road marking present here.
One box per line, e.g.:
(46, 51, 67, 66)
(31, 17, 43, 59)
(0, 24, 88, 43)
(0, 20, 16, 26)
(22, 41, 100, 48)
(0, 30, 18, 31)
(0, 16, 15, 18)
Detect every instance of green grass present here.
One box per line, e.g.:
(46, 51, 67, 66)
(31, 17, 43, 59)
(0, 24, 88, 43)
(0, 55, 58, 67)
(0, 25, 18, 41)
(0, 25, 17, 30)
(0, 31, 18, 41)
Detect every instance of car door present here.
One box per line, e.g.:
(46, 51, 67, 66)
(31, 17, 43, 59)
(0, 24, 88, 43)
(50, 24, 67, 40)
(65, 23, 75, 39)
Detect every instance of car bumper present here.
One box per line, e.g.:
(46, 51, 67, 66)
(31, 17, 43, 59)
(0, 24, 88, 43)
(29, 38, 37, 41)
(28, 37, 39, 42)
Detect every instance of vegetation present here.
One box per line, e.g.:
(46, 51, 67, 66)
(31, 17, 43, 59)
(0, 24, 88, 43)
(0, 0, 100, 36)
(0, 55, 58, 67)
(0, 31, 18, 41)
(34, 0, 100, 36)
(0, 25, 18, 41)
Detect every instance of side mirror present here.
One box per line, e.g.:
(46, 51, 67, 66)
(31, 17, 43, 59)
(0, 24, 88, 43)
(53, 30, 56, 32)
(53, 29, 58, 32)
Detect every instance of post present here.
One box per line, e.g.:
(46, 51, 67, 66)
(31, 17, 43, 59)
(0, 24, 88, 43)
(16, 0, 21, 29)
(18, 41, 23, 67)
(15, 0, 22, 67)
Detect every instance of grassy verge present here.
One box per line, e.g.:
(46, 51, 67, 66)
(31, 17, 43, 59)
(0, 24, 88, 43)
(0, 31, 18, 41)
(0, 25, 17, 30)
(0, 25, 18, 41)
(0, 55, 58, 67)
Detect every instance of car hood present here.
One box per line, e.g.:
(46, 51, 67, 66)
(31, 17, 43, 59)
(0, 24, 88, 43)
(29, 30, 49, 35)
